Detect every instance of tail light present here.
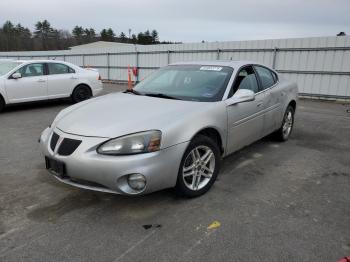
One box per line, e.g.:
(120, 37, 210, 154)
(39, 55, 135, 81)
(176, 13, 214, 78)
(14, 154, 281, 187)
(98, 74, 102, 81)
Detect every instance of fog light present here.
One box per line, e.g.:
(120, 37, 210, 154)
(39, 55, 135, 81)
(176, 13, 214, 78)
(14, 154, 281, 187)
(127, 174, 146, 191)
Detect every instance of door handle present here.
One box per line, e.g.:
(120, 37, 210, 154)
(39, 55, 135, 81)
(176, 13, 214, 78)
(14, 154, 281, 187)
(257, 102, 263, 107)
(70, 76, 78, 79)
(37, 79, 46, 82)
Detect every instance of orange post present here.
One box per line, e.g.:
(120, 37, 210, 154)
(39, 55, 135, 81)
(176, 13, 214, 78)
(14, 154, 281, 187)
(127, 65, 133, 90)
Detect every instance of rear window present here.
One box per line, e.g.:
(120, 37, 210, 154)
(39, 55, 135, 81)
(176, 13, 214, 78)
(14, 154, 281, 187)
(48, 63, 75, 75)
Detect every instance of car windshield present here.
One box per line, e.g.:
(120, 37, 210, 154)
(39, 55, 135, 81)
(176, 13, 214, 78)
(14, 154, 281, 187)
(134, 65, 233, 102)
(0, 61, 22, 76)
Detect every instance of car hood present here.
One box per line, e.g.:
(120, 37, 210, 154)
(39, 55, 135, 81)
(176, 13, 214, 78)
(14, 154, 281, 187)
(56, 92, 207, 138)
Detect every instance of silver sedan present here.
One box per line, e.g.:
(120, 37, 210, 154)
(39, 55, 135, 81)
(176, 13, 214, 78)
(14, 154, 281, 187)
(39, 61, 298, 197)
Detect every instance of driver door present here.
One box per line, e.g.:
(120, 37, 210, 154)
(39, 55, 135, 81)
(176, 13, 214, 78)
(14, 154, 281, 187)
(226, 66, 265, 154)
(5, 63, 48, 103)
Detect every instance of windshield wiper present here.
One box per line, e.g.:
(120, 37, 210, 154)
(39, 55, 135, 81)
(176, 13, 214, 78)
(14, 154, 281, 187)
(123, 89, 143, 95)
(143, 93, 181, 100)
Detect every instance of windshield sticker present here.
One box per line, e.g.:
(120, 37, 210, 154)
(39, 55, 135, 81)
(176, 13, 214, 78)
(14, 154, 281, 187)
(200, 66, 223, 71)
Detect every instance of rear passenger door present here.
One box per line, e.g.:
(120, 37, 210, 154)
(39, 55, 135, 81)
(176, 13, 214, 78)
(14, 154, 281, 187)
(254, 66, 281, 136)
(47, 63, 78, 99)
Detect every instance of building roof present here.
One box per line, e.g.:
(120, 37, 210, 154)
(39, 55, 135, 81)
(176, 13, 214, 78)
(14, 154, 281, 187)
(69, 41, 140, 50)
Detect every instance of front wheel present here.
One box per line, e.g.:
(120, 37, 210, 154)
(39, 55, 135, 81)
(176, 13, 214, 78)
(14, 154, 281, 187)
(71, 85, 92, 103)
(175, 135, 221, 197)
(0, 96, 5, 113)
(274, 105, 295, 141)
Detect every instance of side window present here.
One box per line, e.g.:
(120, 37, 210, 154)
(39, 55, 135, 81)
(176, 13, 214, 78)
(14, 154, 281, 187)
(16, 63, 44, 78)
(231, 66, 259, 95)
(254, 66, 275, 90)
(48, 63, 75, 75)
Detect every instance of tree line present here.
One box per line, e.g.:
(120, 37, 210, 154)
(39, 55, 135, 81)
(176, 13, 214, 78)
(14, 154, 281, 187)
(0, 20, 177, 52)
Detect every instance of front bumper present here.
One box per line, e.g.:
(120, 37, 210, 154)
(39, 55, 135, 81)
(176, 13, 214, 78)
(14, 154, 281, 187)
(40, 127, 189, 195)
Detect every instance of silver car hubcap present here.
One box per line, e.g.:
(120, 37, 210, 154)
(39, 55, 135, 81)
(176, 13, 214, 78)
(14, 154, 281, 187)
(282, 111, 293, 138)
(182, 145, 215, 191)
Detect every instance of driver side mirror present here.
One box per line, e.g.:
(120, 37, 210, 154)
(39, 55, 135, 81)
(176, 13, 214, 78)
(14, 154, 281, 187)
(227, 89, 255, 105)
(11, 73, 22, 79)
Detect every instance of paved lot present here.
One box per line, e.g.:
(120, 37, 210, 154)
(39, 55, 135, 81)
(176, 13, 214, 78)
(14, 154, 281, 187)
(0, 84, 349, 262)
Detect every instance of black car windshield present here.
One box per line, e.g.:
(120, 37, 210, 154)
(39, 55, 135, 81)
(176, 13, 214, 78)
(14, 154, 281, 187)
(134, 65, 233, 102)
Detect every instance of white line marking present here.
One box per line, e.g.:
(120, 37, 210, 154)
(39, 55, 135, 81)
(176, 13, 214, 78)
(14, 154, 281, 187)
(113, 230, 156, 262)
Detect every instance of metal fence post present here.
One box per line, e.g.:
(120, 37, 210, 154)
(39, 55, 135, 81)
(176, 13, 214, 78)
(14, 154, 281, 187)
(272, 47, 278, 69)
(107, 53, 110, 80)
(82, 54, 85, 67)
(167, 50, 170, 65)
(136, 51, 139, 82)
(217, 49, 221, 60)
(63, 55, 66, 61)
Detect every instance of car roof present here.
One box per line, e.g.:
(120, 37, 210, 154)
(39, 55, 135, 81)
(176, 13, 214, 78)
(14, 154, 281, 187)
(19, 59, 69, 63)
(169, 60, 264, 69)
(0, 59, 71, 64)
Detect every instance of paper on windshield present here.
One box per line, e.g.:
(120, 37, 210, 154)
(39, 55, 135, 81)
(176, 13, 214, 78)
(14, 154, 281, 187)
(199, 66, 223, 71)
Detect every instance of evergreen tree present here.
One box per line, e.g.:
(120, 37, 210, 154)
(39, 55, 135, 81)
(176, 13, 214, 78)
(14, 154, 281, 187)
(151, 30, 159, 43)
(72, 26, 84, 44)
(84, 28, 96, 43)
(0, 20, 168, 51)
(100, 28, 115, 41)
(131, 34, 137, 44)
(119, 32, 127, 43)
(34, 20, 53, 50)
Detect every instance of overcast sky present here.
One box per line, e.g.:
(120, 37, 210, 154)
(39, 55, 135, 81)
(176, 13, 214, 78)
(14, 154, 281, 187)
(1, 0, 349, 42)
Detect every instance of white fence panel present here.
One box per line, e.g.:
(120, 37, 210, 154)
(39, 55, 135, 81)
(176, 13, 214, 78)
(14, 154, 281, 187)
(65, 56, 83, 66)
(1, 36, 350, 99)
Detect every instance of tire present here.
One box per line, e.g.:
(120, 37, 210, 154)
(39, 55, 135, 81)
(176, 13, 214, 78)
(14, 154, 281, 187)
(71, 85, 92, 103)
(274, 105, 295, 141)
(0, 96, 5, 113)
(175, 135, 221, 198)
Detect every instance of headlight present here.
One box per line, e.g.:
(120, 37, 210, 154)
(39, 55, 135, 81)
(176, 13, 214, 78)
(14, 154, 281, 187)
(97, 130, 162, 155)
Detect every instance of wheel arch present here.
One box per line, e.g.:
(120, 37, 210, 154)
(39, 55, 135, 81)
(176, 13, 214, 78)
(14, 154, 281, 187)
(71, 83, 92, 97)
(0, 92, 5, 104)
(192, 127, 224, 155)
(288, 99, 296, 111)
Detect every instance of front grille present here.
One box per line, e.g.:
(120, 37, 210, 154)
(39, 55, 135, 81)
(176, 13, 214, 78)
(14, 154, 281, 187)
(57, 138, 82, 156)
(50, 132, 59, 151)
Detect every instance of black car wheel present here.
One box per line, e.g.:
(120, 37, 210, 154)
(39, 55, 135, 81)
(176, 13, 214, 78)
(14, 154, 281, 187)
(175, 135, 221, 197)
(71, 85, 92, 103)
(0, 96, 5, 113)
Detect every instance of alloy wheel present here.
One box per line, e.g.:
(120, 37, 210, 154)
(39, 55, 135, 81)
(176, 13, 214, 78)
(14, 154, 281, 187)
(182, 145, 215, 191)
(282, 110, 293, 139)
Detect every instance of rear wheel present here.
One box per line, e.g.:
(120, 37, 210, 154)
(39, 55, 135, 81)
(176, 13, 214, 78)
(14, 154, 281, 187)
(175, 135, 221, 197)
(71, 85, 92, 103)
(0, 96, 5, 113)
(274, 105, 295, 141)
